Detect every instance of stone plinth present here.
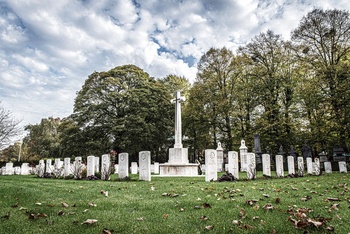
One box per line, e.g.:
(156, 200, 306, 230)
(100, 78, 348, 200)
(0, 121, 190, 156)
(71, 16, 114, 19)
(159, 163, 199, 176)
(168, 148, 189, 164)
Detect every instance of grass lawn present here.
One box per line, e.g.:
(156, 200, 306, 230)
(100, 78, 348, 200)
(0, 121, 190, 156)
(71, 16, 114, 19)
(0, 172, 349, 234)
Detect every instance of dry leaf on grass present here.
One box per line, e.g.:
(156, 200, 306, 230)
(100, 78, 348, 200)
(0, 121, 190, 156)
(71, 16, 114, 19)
(100, 190, 109, 197)
(102, 228, 114, 234)
(61, 202, 69, 207)
(82, 219, 98, 225)
(88, 202, 97, 207)
(204, 225, 214, 230)
(200, 215, 209, 220)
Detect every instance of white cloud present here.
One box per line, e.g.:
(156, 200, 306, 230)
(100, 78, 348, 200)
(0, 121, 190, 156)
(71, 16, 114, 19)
(1, 0, 350, 136)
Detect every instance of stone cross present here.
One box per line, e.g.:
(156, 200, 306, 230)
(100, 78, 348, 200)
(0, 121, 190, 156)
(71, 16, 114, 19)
(171, 91, 186, 148)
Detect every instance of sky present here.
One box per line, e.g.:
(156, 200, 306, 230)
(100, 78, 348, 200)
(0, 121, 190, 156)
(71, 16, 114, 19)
(1, 0, 350, 141)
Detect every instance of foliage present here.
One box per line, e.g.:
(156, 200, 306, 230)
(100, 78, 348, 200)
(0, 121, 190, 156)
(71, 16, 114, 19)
(73, 65, 174, 162)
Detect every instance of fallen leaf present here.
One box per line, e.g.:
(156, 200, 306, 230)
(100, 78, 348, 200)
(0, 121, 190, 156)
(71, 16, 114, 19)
(1, 212, 10, 219)
(262, 203, 274, 211)
(326, 197, 340, 202)
(241, 223, 255, 230)
(57, 210, 64, 216)
(162, 192, 169, 196)
(162, 214, 169, 219)
(11, 202, 19, 208)
(102, 228, 114, 234)
(326, 225, 335, 231)
(83, 209, 89, 213)
(88, 202, 97, 207)
(202, 203, 211, 208)
(35, 202, 42, 206)
(137, 217, 144, 221)
(82, 219, 98, 225)
(275, 198, 280, 204)
(36, 213, 47, 218)
(61, 202, 69, 207)
(263, 194, 269, 198)
(101, 190, 109, 197)
(200, 215, 209, 220)
(232, 220, 240, 225)
(270, 228, 276, 234)
(204, 225, 214, 230)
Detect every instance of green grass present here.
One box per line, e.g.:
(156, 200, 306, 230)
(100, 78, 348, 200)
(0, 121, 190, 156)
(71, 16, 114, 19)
(0, 172, 349, 234)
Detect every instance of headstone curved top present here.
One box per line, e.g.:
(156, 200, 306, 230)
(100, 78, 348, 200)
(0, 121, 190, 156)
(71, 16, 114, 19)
(240, 140, 247, 150)
(216, 142, 223, 150)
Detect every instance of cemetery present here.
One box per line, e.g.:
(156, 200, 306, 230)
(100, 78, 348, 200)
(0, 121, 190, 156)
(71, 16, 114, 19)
(1, 91, 349, 233)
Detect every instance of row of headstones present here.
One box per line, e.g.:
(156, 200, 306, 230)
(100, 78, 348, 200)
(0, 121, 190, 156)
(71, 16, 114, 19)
(205, 150, 348, 182)
(0, 151, 155, 181)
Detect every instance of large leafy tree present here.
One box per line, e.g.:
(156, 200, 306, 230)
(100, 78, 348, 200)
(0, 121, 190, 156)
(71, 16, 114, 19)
(239, 30, 299, 154)
(292, 8, 350, 151)
(73, 65, 173, 162)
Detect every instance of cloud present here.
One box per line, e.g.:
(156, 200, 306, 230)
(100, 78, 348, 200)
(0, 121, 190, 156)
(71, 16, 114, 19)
(0, 0, 350, 136)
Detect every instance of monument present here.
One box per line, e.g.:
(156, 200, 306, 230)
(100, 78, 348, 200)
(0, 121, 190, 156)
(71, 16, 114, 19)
(159, 91, 199, 176)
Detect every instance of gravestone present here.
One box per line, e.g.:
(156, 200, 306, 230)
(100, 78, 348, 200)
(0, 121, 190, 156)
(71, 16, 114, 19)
(20, 163, 30, 175)
(318, 151, 328, 163)
(118, 153, 129, 179)
(139, 151, 151, 181)
(38, 160, 45, 177)
(14, 166, 21, 175)
(324, 161, 332, 173)
(275, 155, 284, 177)
(339, 161, 347, 173)
(333, 146, 346, 162)
(94, 156, 100, 173)
(302, 144, 312, 160)
(239, 140, 248, 172)
(87, 156, 95, 177)
(306, 157, 313, 174)
(73, 157, 83, 179)
(228, 151, 239, 179)
(216, 142, 224, 172)
(254, 134, 262, 163)
(46, 159, 52, 173)
(131, 162, 138, 174)
(297, 157, 304, 177)
(247, 153, 256, 180)
(101, 154, 111, 180)
(262, 154, 271, 177)
(289, 146, 297, 161)
(160, 91, 198, 176)
(205, 149, 217, 182)
(64, 158, 71, 177)
(154, 162, 160, 174)
(287, 156, 295, 175)
(314, 158, 320, 175)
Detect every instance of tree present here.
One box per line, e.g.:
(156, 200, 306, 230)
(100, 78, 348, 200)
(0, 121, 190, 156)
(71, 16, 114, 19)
(23, 117, 61, 160)
(73, 65, 174, 162)
(0, 102, 21, 150)
(239, 30, 299, 154)
(292, 8, 350, 151)
(189, 47, 240, 151)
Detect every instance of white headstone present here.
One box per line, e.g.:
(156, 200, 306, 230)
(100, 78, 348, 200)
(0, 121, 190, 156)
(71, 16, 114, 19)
(239, 140, 248, 172)
(154, 162, 159, 174)
(338, 161, 347, 173)
(64, 158, 71, 177)
(314, 158, 320, 175)
(216, 142, 224, 172)
(324, 161, 332, 174)
(73, 157, 83, 179)
(246, 153, 256, 180)
(306, 157, 313, 174)
(45, 159, 52, 173)
(118, 153, 129, 179)
(131, 162, 138, 174)
(87, 155, 95, 177)
(275, 155, 284, 177)
(14, 166, 21, 175)
(139, 151, 151, 181)
(287, 156, 295, 175)
(38, 160, 45, 177)
(205, 149, 217, 182)
(262, 154, 271, 177)
(228, 151, 239, 179)
(297, 157, 304, 177)
(101, 154, 111, 180)
(94, 156, 100, 173)
(20, 163, 30, 175)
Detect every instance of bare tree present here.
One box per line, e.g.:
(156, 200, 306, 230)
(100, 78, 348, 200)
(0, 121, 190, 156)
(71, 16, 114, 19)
(0, 102, 21, 149)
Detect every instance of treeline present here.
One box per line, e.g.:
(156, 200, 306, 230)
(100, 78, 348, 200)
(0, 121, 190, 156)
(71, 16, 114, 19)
(2, 8, 350, 163)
